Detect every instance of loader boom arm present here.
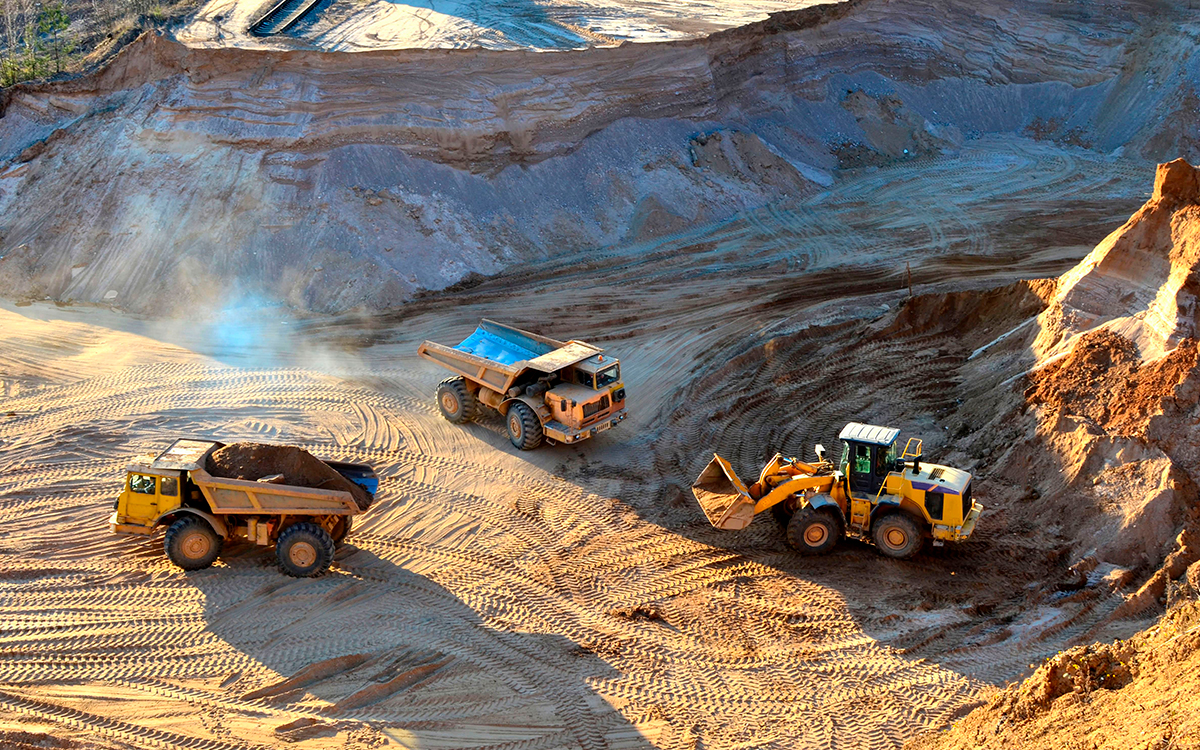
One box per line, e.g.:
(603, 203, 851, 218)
(753, 475, 836, 515)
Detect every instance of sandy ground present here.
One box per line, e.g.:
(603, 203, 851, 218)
(179, 0, 836, 51)
(0, 137, 1163, 749)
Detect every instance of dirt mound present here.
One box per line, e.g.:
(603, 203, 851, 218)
(906, 600, 1200, 750)
(206, 442, 373, 510)
(1035, 159, 1200, 363)
(1025, 330, 1200, 437)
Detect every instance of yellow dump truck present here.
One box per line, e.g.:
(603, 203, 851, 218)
(110, 439, 377, 576)
(418, 319, 627, 450)
(693, 423, 982, 559)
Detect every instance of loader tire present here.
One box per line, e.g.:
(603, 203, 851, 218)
(164, 516, 223, 571)
(331, 515, 352, 546)
(505, 402, 543, 451)
(872, 512, 923, 559)
(772, 500, 794, 528)
(436, 377, 477, 424)
(276, 522, 335, 577)
(786, 508, 840, 556)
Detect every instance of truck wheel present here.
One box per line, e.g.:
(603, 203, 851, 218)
(786, 508, 841, 556)
(276, 523, 335, 577)
(505, 402, 543, 450)
(331, 515, 352, 546)
(164, 516, 223, 571)
(436, 377, 477, 424)
(872, 513, 923, 559)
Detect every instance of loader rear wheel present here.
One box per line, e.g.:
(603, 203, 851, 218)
(164, 516, 223, 571)
(786, 508, 840, 556)
(436, 377, 477, 424)
(872, 513, 923, 559)
(276, 522, 335, 577)
(506, 402, 543, 451)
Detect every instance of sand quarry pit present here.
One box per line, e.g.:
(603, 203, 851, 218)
(4, 0, 1200, 748)
(3, 158, 1200, 748)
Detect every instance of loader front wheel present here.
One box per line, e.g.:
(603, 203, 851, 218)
(506, 402, 543, 451)
(772, 500, 794, 528)
(872, 513, 923, 559)
(164, 516, 223, 571)
(436, 377, 478, 424)
(276, 523, 335, 577)
(786, 508, 840, 556)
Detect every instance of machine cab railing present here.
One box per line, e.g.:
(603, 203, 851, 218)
(876, 437, 924, 500)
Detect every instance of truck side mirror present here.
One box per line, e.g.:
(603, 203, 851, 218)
(815, 444, 826, 462)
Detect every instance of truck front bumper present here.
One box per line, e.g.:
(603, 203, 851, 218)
(546, 410, 627, 444)
(109, 511, 154, 535)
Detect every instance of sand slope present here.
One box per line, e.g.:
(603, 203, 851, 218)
(1, 0, 1195, 313)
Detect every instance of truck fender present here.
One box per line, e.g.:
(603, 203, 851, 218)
(498, 395, 547, 424)
(153, 507, 228, 539)
(870, 496, 927, 529)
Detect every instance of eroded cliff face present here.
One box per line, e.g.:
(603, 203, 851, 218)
(0, 0, 1194, 314)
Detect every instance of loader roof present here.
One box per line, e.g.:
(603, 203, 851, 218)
(838, 423, 900, 447)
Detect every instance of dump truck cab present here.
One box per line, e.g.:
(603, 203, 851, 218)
(112, 439, 220, 534)
(543, 354, 627, 439)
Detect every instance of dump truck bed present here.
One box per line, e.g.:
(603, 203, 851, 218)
(418, 319, 605, 392)
(191, 467, 359, 516)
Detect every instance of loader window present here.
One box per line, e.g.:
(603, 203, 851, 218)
(130, 474, 156, 495)
(839, 442, 851, 473)
(876, 443, 897, 476)
(596, 365, 620, 388)
(853, 445, 871, 475)
(160, 476, 179, 496)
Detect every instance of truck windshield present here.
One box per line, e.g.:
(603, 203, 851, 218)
(596, 364, 620, 388)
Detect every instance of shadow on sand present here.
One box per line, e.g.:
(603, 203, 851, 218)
(193, 545, 651, 749)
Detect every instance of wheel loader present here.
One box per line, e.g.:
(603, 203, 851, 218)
(110, 439, 377, 577)
(692, 423, 982, 559)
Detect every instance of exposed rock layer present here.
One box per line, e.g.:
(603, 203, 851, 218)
(0, 0, 1195, 313)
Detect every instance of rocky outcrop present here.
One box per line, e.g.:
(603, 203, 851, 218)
(0, 0, 1195, 314)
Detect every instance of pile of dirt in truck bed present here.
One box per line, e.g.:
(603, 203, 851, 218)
(205, 442, 373, 511)
(906, 598, 1200, 750)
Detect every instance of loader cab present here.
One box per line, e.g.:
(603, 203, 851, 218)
(838, 423, 901, 498)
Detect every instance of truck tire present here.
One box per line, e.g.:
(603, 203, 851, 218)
(436, 377, 477, 424)
(505, 402, 543, 450)
(276, 522, 336, 577)
(872, 512, 923, 559)
(164, 516, 223, 571)
(331, 515, 352, 546)
(786, 507, 841, 556)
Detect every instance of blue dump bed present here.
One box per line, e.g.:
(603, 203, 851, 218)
(454, 322, 557, 367)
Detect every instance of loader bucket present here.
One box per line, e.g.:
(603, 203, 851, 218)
(692, 454, 757, 530)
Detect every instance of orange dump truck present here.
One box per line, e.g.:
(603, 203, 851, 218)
(418, 319, 627, 450)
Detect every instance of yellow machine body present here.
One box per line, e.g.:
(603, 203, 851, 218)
(692, 422, 982, 556)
